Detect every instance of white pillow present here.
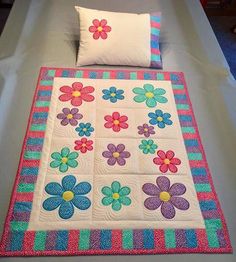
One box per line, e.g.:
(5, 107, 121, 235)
(75, 6, 162, 68)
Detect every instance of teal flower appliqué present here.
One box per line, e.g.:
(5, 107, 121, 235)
(132, 84, 167, 108)
(43, 175, 91, 219)
(50, 147, 78, 173)
(139, 139, 158, 154)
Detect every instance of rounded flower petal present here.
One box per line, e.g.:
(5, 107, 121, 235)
(102, 196, 114, 206)
(61, 147, 70, 157)
(111, 181, 121, 193)
(133, 87, 146, 95)
(68, 152, 79, 160)
(112, 200, 121, 211)
(142, 183, 160, 196)
(73, 182, 91, 195)
(101, 186, 113, 196)
(45, 182, 63, 196)
(144, 197, 162, 210)
(169, 183, 186, 196)
(60, 85, 72, 93)
(58, 201, 74, 219)
(59, 163, 69, 173)
(134, 95, 146, 103)
(72, 196, 91, 210)
(144, 84, 154, 92)
(43, 197, 63, 211)
(119, 186, 131, 196)
(107, 157, 117, 165)
(107, 144, 116, 153)
(67, 159, 78, 168)
(120, 196, 131, 206)
(116, 144, 125, 153)
(62, 175, 76, 191)
(156, 176, 170, 191)
(146, 98, 157, 108)
(50, 160, 61, 168)
(51, 152, 62, 160)
(166, 150, 175, 160)
(170, 196, 190, 210)
(161, 201, 176, 219)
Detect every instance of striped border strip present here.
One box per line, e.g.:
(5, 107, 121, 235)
(0, 68, 232, 256)
(150, 13, 162, 69)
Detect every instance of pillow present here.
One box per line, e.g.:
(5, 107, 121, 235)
(75, 6, 162, 68)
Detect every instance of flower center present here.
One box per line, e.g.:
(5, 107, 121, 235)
(144, 128, 148, 132)
(113, 152, 120, 158)
(113, 120, 120, 125)
(157, 116, 163, 122)
(61, 157, 68, 164)
(145, 92, 154, 98)
(67, 114, 73, 119)
(146, 145, 151, 149)
(97, 26, 103, 32)
(163, 158, 170, 165)
(112, 193, 120, 200)
(83, 128, 87, 132)
(159, 191, 171, 202)
(110, 93, 116, 97)
(82, 143, 86, 147)
(72, 91, 81, 97)
(62, 191, 74, 201)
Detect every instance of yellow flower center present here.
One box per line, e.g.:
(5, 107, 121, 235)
(113, 152, 120, 158)
(110, 93, 116, 97)
(83, 128, 87, 132)
(113, 120, 120, 125)
(112, 193, 120, 200)
(145, 92, 154, 98)
(144, 128, 148, 132)
(97, 26, 103, 32)
(67, 114, 73, 119)
(163, 158, 170, 165)
(62, 191, 74, 201)
(157, 116, 163, 122)
(61, 157, 68, 164)
(72, 91, 81, 97)
(159, 191, 171, 202)
(82, 143, 86, 147)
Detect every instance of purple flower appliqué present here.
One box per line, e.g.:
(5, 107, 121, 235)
(102, 144, 131, 166)
(57, 108, 83, 126)
(142, 176, 190, 219)
(137, 124, 155, 138)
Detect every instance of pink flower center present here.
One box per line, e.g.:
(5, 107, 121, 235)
(72, 91, 81, 97)
(113, 120, 120, 125)
(163, 158, 170, 165)
(97, 26, 103, 32)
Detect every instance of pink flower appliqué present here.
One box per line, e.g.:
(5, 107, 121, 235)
(74, 138, 93, 154)
(153, 150, 181, 173)
(59, 82, 95, 107)
(104, 112, 128, 132)
(89, 19, 111, 40)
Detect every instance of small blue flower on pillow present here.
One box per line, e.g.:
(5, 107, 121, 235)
(102, 87, 124, 103)
(75, 122, 94, 137)
(148, 109, 173, 128)
(43, 175, 91, 219)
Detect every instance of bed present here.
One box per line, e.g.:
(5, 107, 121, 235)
(0, 0, 235, 261)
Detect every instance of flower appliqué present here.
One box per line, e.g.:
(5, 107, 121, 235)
(89, 19, 111, 40)
(50, 147, 78, 173)
(102, 144, 131, 166)
(101, 181, 131, 211)
(137, 124, 155, 137)
(139, 139, 158, 154)
(102, 87, 124, 103)
(74, 138, 93, 153)
(57, 108, 83, 126)
(104, 112, 128, 132)
(59, 82, 95, 106)
(153, 150, 181, 173)
(133, 84, 167, 108)
(43, 175, 91, 219)
(142, 176, 190, 219)
(75, 123, 94, 137)
(148, 109, 173, 128)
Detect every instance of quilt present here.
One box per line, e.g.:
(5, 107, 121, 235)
(0, 68, 232, 256)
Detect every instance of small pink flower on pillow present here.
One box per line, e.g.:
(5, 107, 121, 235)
(89, 19, 111, 40)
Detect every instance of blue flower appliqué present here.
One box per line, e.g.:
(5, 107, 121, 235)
(148, 109, 173, 129)
(75, 122, 94, 137)
(43, 175, 91, 219)
(102, 87, 124, 103)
